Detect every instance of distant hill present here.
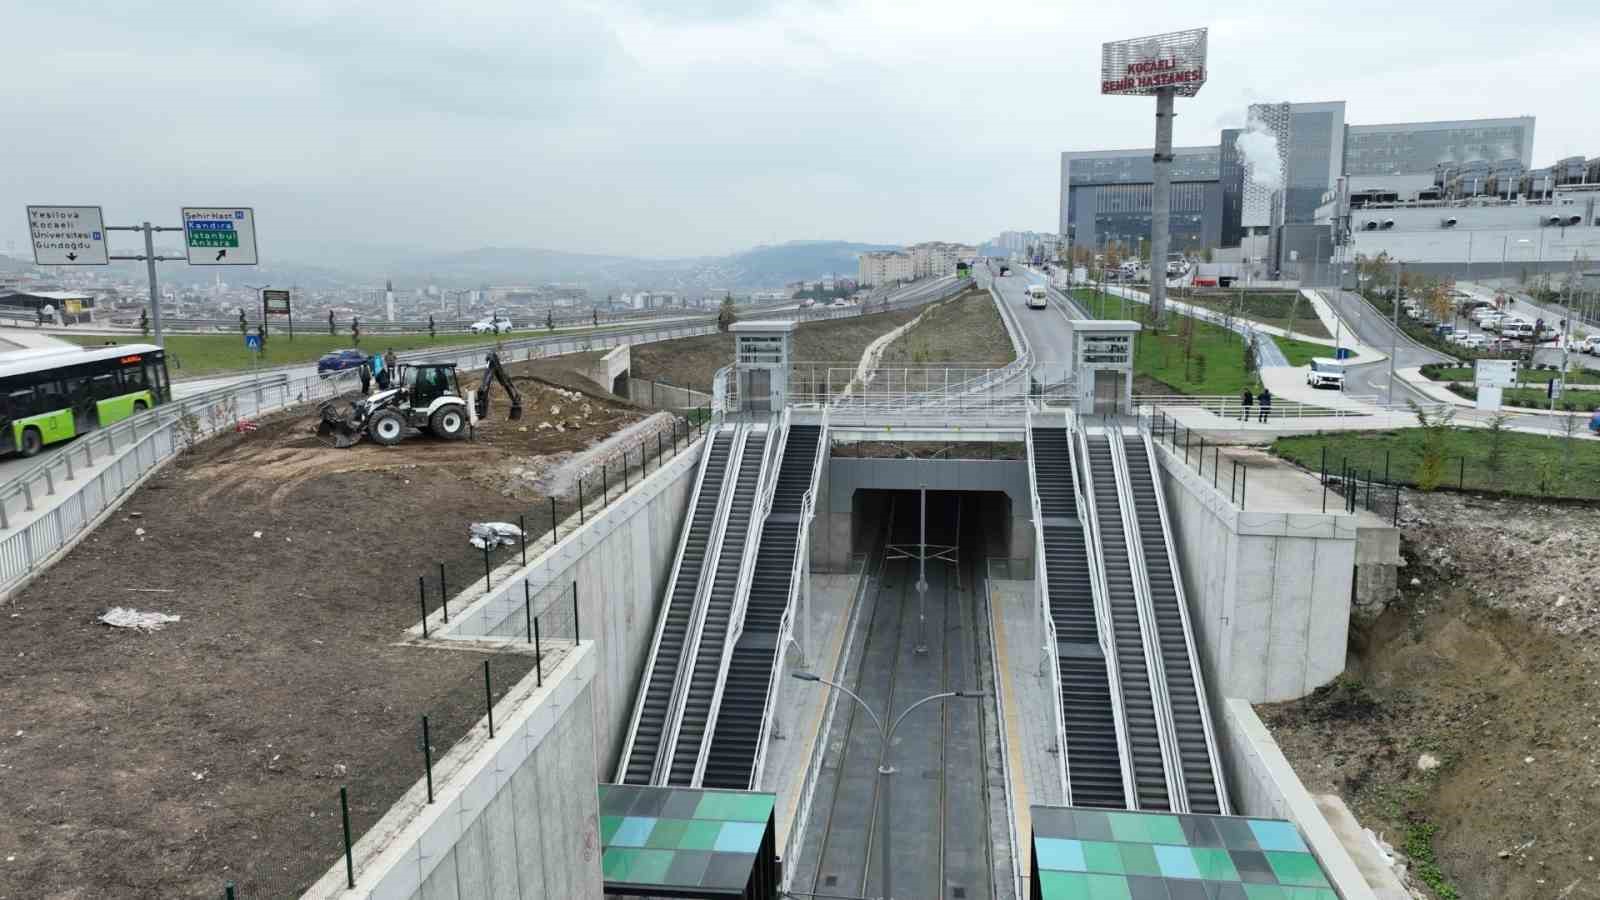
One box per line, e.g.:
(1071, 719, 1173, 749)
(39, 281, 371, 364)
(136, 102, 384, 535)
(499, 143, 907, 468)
(381, 240, 898, 293)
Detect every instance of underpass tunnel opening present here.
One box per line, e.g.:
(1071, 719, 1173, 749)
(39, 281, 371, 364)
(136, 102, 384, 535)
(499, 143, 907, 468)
(851, 488, 1013, 565)
(610, 370, 628, 398)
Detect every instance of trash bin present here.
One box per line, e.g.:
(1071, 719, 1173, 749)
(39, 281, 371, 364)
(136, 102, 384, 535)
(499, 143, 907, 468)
(1335, 347, 1352, 360)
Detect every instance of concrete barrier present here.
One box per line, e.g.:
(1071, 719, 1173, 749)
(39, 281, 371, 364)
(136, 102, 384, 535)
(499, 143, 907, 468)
(586, 343, 630, 394)
(303, 645, 603, 899)
(1152, 438, 1353, 702)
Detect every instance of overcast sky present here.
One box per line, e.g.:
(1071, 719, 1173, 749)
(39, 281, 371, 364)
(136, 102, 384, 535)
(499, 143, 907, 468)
(2, 1, 1595, 261)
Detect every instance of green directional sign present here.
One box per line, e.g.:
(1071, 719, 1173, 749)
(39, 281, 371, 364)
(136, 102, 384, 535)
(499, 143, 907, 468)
(181, 207, 258, 265)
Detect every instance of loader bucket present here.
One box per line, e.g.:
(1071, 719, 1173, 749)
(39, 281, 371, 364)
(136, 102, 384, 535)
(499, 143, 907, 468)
(316, 401, 365, 448)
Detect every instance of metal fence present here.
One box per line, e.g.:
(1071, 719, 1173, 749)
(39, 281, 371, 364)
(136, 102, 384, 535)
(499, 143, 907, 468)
(1133, 394, 1372, 422)
(1137, 409, 1253, 510)
(221, 591, 580, 899)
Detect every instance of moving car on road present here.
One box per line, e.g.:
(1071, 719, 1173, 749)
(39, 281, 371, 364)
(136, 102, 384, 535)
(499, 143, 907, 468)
(317, 348, 368, 374)
(1306, 357, 1346, 390)
(470, 316, 514, 335)
(1025, 284, 1048, 309)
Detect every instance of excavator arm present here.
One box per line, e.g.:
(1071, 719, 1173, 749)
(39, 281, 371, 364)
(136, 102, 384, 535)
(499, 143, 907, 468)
(473, 351, 524, 421)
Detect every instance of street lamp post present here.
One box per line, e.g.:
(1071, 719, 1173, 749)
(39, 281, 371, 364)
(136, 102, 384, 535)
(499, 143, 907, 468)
(791, 672, 979, 900)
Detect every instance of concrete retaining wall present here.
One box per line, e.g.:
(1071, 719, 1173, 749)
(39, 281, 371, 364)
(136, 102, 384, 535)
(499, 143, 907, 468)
(629, 377, 713, 412)
(1217, 699, 1375, 899)
(305, 645, 603, 900)
(586, 344, 630, 395)
(1153, 440, 1353, 702)
(440, 438, 702, 771)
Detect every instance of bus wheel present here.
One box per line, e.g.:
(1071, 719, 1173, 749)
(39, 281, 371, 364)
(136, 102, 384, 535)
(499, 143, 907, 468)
(133, 401, 148, 413)
(20, 427, 43, 457)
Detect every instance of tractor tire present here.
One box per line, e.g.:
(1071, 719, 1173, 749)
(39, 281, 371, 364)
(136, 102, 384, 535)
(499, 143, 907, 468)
(367, 409, 407, 446)
(19, 426, 43, 457)
(430, 404, 467, 440)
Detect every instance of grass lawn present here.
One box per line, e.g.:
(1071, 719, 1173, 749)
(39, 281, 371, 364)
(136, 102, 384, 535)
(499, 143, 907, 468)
(1273, 427, 1600, 499)
(1421, 364, 1600, 386)
(1070, 287, 1331, 338)
(1071, 289, 1328, 395)
(65, 325, 624, 378)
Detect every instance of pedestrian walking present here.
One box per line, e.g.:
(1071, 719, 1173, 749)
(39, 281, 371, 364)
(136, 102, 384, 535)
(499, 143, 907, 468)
(1240, 388, 1254, 422)
(328, 309, 337, 336)
(384, 347, 397, 375)
(1258, 387, 1272, 423)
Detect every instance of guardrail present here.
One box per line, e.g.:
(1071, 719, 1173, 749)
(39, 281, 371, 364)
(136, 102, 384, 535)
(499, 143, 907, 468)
(0, 376, 286, 529)
(1137, 410, 1253, 511)
(1133, 394, 1372, 421)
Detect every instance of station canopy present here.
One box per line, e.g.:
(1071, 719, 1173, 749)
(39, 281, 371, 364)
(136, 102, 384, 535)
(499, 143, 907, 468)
(599, 783, 779, 899)
(1030, 805, 1338, 899)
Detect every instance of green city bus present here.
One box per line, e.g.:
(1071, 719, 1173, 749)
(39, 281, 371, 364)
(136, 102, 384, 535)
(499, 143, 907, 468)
(0, 344, 170, 457)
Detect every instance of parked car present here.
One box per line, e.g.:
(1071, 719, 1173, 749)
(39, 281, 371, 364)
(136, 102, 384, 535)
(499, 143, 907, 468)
(470, 317, 514, 334)
(317, 348, 368, 374)
(1434, 324, 1457, 339)
(1459, 334, 1489, 350)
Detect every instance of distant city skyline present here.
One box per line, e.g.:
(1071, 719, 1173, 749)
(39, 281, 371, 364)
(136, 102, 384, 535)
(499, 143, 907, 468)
(2, 2, 1594, 260)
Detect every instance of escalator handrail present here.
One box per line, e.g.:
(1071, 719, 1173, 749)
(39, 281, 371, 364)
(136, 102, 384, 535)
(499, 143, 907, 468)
(1106, 427, 1186, 812)
(613, 417, 725, 782)
(1133, 432, 1233, 814)
(654, 424, 749, 784)
(1024, 406, 1072, 803)
(693, 409, 787, 786)
(749, 409, 829, 788)
(1070, 415, 1138, 810)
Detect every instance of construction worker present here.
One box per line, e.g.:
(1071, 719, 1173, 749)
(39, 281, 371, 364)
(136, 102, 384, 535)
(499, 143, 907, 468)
(371, 350, 389, 390)
(384, 347, 397, 375)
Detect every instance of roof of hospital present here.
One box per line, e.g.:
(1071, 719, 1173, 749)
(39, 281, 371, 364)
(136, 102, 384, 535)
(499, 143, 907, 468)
(1030, 805, 1338, 900)
(599, 783, 778, 899)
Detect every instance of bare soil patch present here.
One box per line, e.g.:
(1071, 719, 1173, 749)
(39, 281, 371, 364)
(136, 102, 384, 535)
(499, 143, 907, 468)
(0, 364, 661, 899)
(629, 307, 923, 391)
(877, 288, 1016, 367)
(1260, 490, 1600, 899)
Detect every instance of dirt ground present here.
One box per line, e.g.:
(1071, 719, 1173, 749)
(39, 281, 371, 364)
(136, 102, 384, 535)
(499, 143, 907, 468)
(628, 306, 923, 391)
(0, 359, 657, 899)
(1261, 490, 1600, 900)
(876, 288, 1016, 366)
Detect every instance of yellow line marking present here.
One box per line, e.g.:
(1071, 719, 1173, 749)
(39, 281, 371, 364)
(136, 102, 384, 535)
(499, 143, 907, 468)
(991, 583, 1032, 877)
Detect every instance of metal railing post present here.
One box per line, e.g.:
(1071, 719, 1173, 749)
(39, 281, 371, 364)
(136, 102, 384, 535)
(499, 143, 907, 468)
(439, 563, 449, 623)
(572, 580, 580, 640)
(418, 577, 429, 639)
(484, 660, 495, 739)
(482, 544, 491, 594)
(340, 787, 355, 888)
(422, 716, 435, 803)
(534, 615, 543, 687)
(519, 513, 526, 567)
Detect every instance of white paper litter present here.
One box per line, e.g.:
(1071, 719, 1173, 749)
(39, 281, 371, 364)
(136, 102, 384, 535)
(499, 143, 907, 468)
(99, 607, 181, 632)
(469, 522, 524, 550)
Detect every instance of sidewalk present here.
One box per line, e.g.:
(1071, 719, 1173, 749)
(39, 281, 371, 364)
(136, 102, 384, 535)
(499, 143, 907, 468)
(0, 328, 75, 351)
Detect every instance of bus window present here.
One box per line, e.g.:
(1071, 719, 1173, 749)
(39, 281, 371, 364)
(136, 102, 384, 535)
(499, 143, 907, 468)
(143, 358, 168, 401)
(91, 372, 119, 401)
(35, 379, 65, 412)
(4, 388, 31, 419)
(123, 363, 148, 392)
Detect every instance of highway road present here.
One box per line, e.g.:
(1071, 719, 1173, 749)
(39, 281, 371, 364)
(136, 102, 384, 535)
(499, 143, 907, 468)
(977, 263, 1084, 385)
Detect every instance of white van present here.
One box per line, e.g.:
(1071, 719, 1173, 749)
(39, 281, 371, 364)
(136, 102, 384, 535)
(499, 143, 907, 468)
(1025, 284, 1048, 309)
(1500, 319, 1534, 339)
(1306, 357, 1346, 390)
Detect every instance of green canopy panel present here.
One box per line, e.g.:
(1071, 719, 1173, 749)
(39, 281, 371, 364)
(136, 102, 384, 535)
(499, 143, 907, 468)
(600, 783, 779, 899)
(1030, 805, 1340, 900)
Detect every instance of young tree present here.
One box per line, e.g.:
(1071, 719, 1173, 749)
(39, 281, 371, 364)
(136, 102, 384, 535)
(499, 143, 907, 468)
(1408, 400, 1457, 491)
(1483, 412, 1510, 488)
(718, 293, 737, 332)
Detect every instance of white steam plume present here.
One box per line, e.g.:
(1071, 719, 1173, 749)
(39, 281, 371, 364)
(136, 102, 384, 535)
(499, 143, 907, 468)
(1235, 117, 1283, 191)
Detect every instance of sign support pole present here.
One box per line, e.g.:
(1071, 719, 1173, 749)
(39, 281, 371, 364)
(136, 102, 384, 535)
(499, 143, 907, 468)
(107, 222, 186, 349)
(1150, 87, 1175, 329)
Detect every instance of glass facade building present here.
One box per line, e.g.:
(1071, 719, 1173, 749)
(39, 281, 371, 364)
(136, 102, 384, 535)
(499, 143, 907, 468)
(1060, 147, 1224, 251)
(1345, 117, 1535, 177)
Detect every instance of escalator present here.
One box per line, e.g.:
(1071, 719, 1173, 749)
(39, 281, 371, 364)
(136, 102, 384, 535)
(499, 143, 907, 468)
(701, 424, 824, 789)
(1121, 435, 1227, 814)
(617, 428, 737, 784)
(1084, 434, 1171, 811)
(664, 430, 769, 785)
(1030, 428, 1126, 808)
